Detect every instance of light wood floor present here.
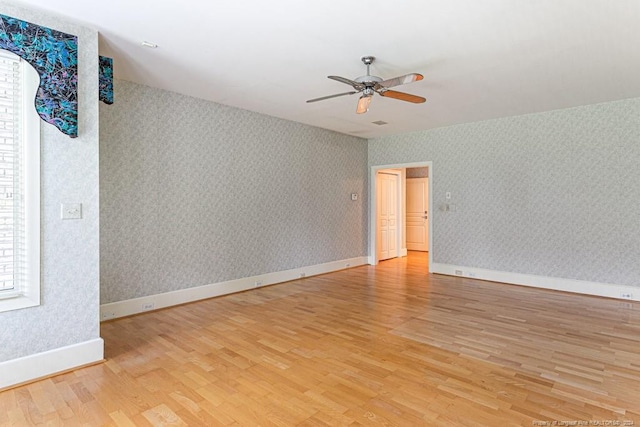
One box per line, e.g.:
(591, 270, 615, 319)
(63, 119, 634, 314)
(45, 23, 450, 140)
(2, 252, 639, 426)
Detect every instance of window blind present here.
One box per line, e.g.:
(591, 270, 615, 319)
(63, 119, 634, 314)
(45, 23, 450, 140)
(0, 54, 23, 295)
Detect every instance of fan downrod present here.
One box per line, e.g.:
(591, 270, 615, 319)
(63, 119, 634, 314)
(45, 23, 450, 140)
(361, 56, 375, 76)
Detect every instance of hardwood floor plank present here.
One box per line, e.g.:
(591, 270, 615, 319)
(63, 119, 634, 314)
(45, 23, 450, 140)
(109, 409, 138, 427)
(2, 252, 640, 425)
(141, 403, 187, 426)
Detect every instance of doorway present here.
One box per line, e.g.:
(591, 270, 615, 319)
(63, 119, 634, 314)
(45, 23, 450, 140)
(369, 162, 433, 270)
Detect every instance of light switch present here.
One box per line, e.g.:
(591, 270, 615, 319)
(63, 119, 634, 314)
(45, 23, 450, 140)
(351, 193, 358, 201)
(61, 203, 82, 220)
(446, 192, 451, 200)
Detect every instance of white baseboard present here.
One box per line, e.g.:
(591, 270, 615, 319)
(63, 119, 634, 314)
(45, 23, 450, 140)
(101, 257, 368, 321)
(0, 338, 104, 390)
(431, 263, 640, 301)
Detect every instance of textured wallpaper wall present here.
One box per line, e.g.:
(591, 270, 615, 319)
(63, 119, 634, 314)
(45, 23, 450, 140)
(0, 2, 100, 362)
(370, 98, 640, 288)
(100, 80, 368, 304)
(406, 167, 429, 178)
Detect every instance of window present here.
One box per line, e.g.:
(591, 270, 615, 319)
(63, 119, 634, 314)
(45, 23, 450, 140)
(0, 50, 40, 313)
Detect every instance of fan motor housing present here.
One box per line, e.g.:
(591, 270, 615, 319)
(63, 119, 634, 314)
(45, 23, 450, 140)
(354, 75, 382, 84)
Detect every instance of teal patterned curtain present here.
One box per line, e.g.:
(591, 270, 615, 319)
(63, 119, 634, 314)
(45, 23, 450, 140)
(99, 56, 113, 105)
(0, 14, 78, 137)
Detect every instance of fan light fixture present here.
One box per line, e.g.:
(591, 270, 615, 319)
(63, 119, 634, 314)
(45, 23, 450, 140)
(356, 95, 371, 114)
(356, 88, 374, 114)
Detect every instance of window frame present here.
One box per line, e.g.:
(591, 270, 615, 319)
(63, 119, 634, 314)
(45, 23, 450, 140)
(0, 52, 41, 313)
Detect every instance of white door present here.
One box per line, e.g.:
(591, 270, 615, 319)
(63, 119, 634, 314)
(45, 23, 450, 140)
(406, 177, 429, 252)
(377, 172, 399, 261)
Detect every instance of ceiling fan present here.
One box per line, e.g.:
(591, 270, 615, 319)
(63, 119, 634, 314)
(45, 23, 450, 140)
(306, 56, 426, 114)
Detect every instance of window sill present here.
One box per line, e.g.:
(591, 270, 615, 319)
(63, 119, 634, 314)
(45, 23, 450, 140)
(0, 293, 39, 313)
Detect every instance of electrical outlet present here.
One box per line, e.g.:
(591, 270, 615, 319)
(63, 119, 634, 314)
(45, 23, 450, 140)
(61, 203, 82, 220)
(254, 280, 263, 288)
(300, 272, 306, 278)
(101, 312, 116, 320)
(142, 302, 155, 311)
(468, 272, 477, 278)
(455, 270, 463, 276)
(620, 292, 633, 300)
(345, 263, 351, 267)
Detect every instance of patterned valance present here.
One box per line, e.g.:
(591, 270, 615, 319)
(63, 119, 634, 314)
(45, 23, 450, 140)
(0, 14, 78, 137)
(99, 56, 113, 105)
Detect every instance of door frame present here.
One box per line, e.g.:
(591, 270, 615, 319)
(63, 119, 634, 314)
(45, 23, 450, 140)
(369, 161, 433, 270)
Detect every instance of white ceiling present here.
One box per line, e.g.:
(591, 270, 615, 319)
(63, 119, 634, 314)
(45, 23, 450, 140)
(14, 0, 640, 139)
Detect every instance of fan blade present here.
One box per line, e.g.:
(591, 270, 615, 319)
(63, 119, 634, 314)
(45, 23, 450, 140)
(306, 91, 357, 103)
(379, 90, 426, 103)
(328, 75, 364, 90)
(379, 73, 423, 88)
